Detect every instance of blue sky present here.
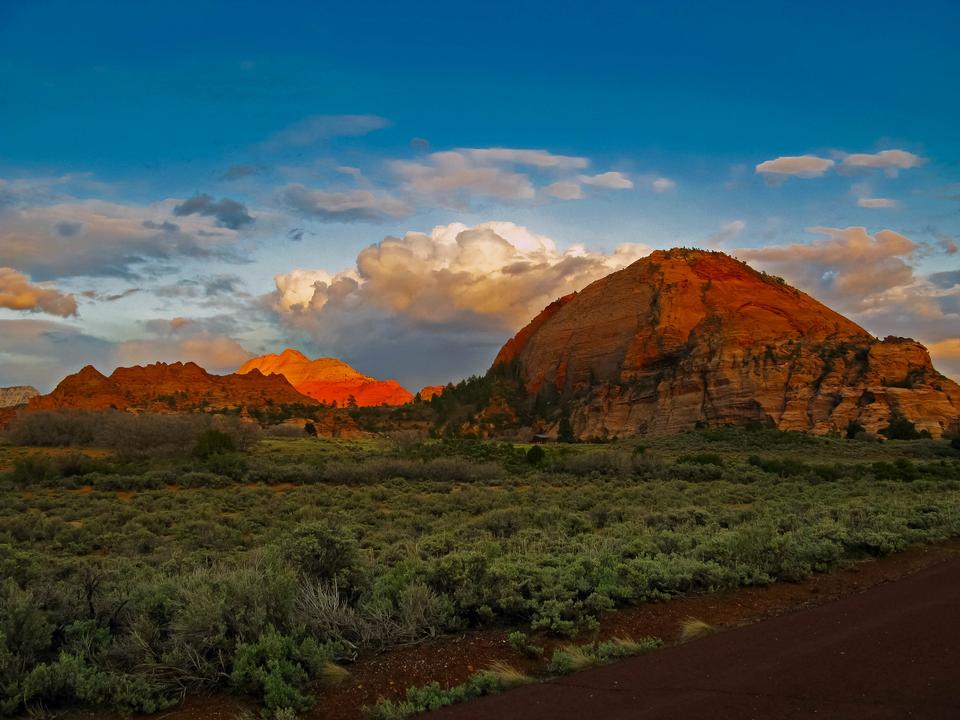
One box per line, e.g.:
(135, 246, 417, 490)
(1, 0, 958, 391)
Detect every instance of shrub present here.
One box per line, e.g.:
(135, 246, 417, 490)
(880, 414, 929, 440)
(951, 437, 960, 451)
(507, 630, 543, 657)
(525, 446, 545, 465)
(193, 429, 237, 459)
(231, 627, 330, 712)
(846, 420, 865, 439)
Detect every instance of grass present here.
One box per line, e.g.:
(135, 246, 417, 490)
(679, 617, 716, 642)
(319, 661, 352, 686)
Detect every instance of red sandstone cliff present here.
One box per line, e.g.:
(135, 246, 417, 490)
(493, 248, 960, 438)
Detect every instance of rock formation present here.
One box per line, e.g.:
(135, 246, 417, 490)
(27, 362, 316, 413)
(0, 386, 39, 408)
(493, 248, 960, 438)
(237, 348, 413, 406)
(418, 385, 446, 401)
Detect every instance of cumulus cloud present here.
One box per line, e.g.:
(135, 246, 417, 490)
(579, 172, 633, 190)
(857, 197, 898, 209)
(278, 184, 412, 221)
(0, 267, 77, 316)
(262, 114, 389, 150)
(0, 197, 247, 280)
(652, 177, 677, 192)
(841, 149, 924, 176)
(755, 155, 835, 179)
(927, 339, 960, 381)
(738, 228, 960, 373)
(173, 193, 254, 229)
(738, 227, 916, 313)
(266, 222, 652, 384)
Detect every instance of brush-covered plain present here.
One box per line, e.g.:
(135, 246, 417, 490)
(2, 413, 960, 718)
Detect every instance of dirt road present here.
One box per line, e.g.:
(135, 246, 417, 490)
(430, 556, 960, 720)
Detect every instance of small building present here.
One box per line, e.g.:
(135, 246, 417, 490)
(532, 433, 551, 444)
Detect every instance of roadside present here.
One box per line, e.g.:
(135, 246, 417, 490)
(111, 537, 960, 720)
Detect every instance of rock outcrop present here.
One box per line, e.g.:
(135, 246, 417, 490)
(27, 362, 316, 413)
(0, 386, 39, 408)
(493, 248, 960, 438)
(237, 349, 413, 407)
(418, 385, 446, 401)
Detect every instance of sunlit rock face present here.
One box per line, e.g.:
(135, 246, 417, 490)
(237, 348, 413, 407)
(494, 249, 960, 438)
(27, 362, 315, 412)
(0, 386, 39, 408)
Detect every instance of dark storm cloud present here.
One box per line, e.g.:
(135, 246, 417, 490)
(173, 194, 254, 229)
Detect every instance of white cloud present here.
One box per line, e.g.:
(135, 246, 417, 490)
(706, 220, 746, 246)
(652, 177, 677, 192)
(857, 197, 898, 209)
(0, 267, 77, 317)
(391, 151, 536, 209)
(278, 184, 412, 221)
(841, 149, 924, 176)
(261, 114, 389, 150)
(755, 155, 835, 178)
(463, 148, 589, 169)
(544, 181, 585, 200)
(579, 172, 633, 190)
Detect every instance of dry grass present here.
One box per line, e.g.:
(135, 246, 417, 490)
(483, 661, 534, 688)
(679, 617, 715, 642)
(558, 644, 598, 672)
(319, 661, 352, 686)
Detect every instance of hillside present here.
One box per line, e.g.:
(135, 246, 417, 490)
(493, 248, 960, 438)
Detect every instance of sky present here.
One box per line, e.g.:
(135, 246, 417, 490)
(1, 0, 959, 392)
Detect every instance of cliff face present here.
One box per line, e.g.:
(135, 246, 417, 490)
(27, 362, 316, 413)
(0, 386, 39, 408)
(237, 349, 413, 407)
(494, 249, 960, 438)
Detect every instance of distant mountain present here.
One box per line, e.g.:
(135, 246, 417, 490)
(27, 362, 316, 413)
(494, 248, 960, 439)
(237, 349, 413, 407)
(0, 385, 39, 408)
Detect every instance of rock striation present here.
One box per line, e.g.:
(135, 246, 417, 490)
(493, 248, 960, 438)
(27, 362, 315, 413)
(0, 386, 39, 408)
(237, 348, 413, 406)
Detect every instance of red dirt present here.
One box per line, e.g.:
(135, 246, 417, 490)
(432, 545, 960, 720)
(91, 538, 960, 720)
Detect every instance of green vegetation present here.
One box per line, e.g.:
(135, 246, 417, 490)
(2, 417, 960, 717)
(370, 662, 532, 720)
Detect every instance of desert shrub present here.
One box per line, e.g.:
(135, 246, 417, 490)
(193, 429, 237, 459)
(880, 414, 930, 440)
(676, 453, 723, 467)
(231, 627, 331, 712)
(507, 630, 543, 657)
(846, 420, 866, 439)
(525, 446, 545, 465)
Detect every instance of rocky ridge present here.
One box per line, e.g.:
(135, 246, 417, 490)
(237, 349, 413, 406)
